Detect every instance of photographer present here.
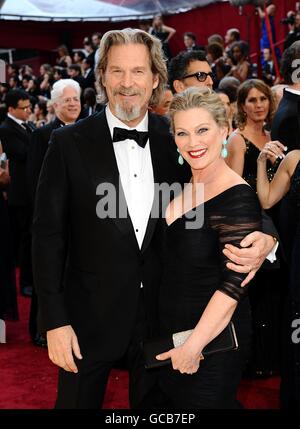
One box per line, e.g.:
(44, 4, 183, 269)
(284, 12, 300, 50)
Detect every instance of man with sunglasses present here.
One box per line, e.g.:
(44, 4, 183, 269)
(0, 89, 36, 298)
(168, 50, 214, 94)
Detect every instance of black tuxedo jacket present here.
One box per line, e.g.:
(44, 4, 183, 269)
(0, 117, 35, 206)
(271, 89, 300, 261)
(191, 44, 205, 52)
(27, 117, 64, 202)
(83, 69, 96, 90)
(271, 89, 300, 151)
(32, 111, 190, 361)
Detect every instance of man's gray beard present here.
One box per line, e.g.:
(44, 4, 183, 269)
(115, 103, 141, 122)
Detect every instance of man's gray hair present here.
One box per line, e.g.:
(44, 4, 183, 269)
(95, 28, 168, 108)
(51, 79, 81, 103)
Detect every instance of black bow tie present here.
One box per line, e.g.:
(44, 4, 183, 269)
(112, 127, 148, 148)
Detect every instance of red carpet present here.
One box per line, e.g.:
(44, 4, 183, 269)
(0, 293, 280, 409)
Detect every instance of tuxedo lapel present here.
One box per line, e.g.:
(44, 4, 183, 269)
(74, 111, 139, 253)
(6, 117, 29, 139)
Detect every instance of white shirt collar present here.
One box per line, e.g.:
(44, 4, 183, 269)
(105, 104, 148, 140)
(285, 87, 300, 96)
(7, 113, 25, 127)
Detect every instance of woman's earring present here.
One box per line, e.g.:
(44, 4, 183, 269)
(177, 148, 184, 165)
(221, 139, 228, 158)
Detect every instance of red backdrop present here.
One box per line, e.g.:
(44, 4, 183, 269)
(0, 0, 297, 62)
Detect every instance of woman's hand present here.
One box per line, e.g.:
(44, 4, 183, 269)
(156, 344, 203, 375)
(258, 141, 287, 163)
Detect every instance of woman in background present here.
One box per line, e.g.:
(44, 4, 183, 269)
(149, 15, 176, 61)
(227, 41, 250, 83)
(227, 79, 276, 191)
(257, 141, 300, 407)
(227, 78, 280, 378)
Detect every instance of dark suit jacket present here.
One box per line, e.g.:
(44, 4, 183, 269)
(32, 110, 190, 361)
(27, 117, 64, 202)
(284, 30, 300, 50)
(271, 89, 300, 151)
(0, 117, 35, 206)
(83, 69, 95, 89)
(192, 44, 205, 51)
(271, 89, 300, 261)
(80, 103, 104, 119)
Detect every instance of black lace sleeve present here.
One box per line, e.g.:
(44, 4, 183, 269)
(208, 185, 262, 302)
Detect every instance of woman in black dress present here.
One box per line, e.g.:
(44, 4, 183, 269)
(149, 15, 176, 61)
(226, 79, 281, 377)
(257, 143, 300, 407)
(156, 87, 261, 408)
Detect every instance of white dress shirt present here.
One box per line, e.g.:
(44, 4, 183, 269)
(285, 87, 300, 96)
(106, 105, 154, 249)
(267, 241, 278, 263)
(84, 68, 92, 78)
(7, 113, 27, 128)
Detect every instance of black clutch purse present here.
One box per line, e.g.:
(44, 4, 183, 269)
(142, 322, 238, 369)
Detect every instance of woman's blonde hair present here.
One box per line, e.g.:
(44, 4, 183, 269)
(168, 86, 229, 134)
(95, 28, 168, 108)
(236, 79, 276, 129)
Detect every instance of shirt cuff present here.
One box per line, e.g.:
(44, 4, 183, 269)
(266, 241, 279, 263)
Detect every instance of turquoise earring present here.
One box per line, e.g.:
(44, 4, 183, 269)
(221, 139, 228, 158)
(177, 148, 184, 165)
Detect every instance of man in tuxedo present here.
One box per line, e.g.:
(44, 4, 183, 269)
(183, 32, 205, 52)
(271, 41, 300, 151)
(32, 28, 278, 409)
(271, 41, 300, 255)
(27, 79, 81, 202)
(27, 79, 81, 347)
(0, 89, 36, 297)
(82, 58, 96, 90)
(283, 12, 300, 50)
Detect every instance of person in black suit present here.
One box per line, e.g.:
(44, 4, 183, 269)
(67, 64, 86, 90)
(271, 41, 300, 265)
(32, 28, 279, 409)
(183, 32, 205, 52)
(271, 41, 300, 151)
(27, 79, 81, 202)
(82, 58, 95, 90)
(271, 40, 300, 409)
(283, 12, 300, 50)
(27, 79, 81, 346)
(0, 89, 36, 297)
